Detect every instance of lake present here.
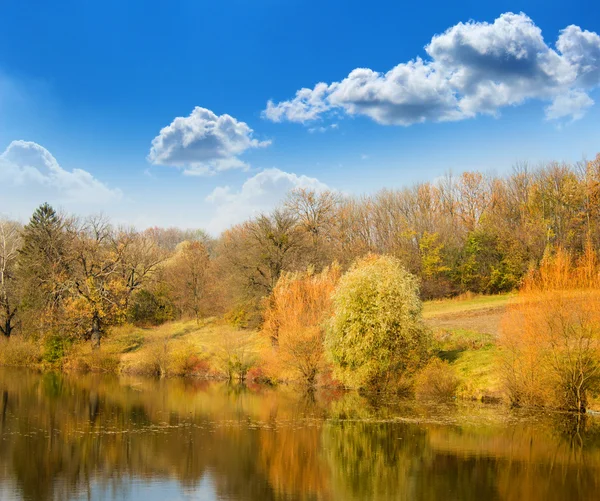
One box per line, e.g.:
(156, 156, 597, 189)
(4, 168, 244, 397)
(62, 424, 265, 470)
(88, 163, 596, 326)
(0, 368, 599, 501)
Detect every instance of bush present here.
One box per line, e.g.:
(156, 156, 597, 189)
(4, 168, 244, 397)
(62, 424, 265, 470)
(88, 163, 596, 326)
(123, 339, 210, 378)
(214, 329, 258, 381)
(500, 247, 600, 412)
(128, 288, 176, 326)
(42, 335, 71, 365)
(262, 265, 340, 387)
(414, 358, 460, 400)
(326, 254, 429, 391)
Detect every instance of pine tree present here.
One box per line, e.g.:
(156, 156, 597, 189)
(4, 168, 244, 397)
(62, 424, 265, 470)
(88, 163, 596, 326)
(18, 203, 71, 336)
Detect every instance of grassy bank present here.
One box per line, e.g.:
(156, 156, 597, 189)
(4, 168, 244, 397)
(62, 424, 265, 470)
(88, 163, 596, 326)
(0, 319, 265, 379)
(1, 293, 508, 397)
(423, 293, 510, 402)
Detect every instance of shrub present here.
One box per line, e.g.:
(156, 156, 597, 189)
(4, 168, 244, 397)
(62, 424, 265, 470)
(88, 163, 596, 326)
(325, 254, 429, 391)
(128, 288, 175, 326)
(414, 358, 460, 400)
(42, 334, 70, 365)
(262, 265, 340, 386)
(214, 329, 258, 381)
(168, 343, 210, 377)
(500, 246, 600, 412)
(139, 340, 171, 376)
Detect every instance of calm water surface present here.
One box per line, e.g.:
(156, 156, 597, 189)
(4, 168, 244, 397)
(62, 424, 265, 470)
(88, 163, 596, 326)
(1, 368, 599, 501)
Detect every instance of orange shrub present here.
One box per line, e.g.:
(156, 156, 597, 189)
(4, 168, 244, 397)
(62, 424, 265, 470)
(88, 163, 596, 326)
(500, 245, 600, 411)
(262, 264, 340, 386)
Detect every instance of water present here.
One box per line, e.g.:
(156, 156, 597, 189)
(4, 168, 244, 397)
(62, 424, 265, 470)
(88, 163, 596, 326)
(0, 369, 599, 501)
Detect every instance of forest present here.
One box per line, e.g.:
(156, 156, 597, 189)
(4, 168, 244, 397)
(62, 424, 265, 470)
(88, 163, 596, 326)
(1, 153, 600, 411)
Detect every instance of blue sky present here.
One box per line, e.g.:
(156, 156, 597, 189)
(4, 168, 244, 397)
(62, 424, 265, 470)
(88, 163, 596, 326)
(1, 1, 599, 234)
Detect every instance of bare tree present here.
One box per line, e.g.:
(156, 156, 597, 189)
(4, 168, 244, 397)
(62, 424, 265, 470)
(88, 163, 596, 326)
(0, 219, 21, 337)
(285, 188, 341, 269)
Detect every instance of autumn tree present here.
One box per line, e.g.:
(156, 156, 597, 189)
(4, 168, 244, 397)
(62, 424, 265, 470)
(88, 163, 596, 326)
(68, 216, 129, 349)
(325, 254, 429, 391)
(216, 209, 307, 322)
(167, 240, 212, 322)
(117, 229, 166, 308)
(262, 264, 340, 386)
(142, 226, 213, 252)
(0, 219, 21, 337)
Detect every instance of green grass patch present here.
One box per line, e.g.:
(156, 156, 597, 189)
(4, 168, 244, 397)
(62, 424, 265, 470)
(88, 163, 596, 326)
(452, 345, 501, 401)
(433, 328, 501, 401)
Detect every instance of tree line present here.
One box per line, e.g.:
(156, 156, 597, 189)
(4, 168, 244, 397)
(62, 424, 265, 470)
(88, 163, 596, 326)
(0, 154, 599, 359)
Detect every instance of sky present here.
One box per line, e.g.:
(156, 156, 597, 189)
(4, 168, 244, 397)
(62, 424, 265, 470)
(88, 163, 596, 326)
(1, 0, 599, 235)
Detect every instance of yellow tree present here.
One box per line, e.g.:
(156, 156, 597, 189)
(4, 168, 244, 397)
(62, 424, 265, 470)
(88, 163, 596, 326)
(69, 217, 129, 349)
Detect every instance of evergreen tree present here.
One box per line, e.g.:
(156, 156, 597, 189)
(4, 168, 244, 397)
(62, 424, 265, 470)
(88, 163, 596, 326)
(18, 203, 71, 336)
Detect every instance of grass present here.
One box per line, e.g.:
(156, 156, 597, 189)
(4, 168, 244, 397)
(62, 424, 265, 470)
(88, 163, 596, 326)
(66, 319, 265, 378)
(425, 293, 510, 402)
(434, 329, 502, 401)
(423, 292, 515, 318)
(423, 292, 515, 337)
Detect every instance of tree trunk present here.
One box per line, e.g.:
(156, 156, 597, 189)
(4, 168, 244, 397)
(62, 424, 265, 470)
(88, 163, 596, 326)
(91, 313, 101, 350)
(2, 319, 10, 338)
(1, 304, 15, 338)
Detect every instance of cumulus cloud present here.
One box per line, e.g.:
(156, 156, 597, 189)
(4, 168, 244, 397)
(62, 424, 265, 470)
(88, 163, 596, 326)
(0, 140, 121, 217)
(263, 13, 600, 125)
(263, 83, 331, 123)
(205, 168, 329, 234)
(148, 107, 270, 175)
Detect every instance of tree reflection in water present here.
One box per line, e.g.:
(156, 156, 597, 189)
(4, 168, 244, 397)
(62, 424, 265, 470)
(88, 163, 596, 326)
(0, 369, 599, 501)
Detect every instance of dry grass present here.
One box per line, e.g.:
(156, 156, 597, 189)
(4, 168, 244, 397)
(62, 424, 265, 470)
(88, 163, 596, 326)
(423, 293, 514, 337)
(111, 319, 264, 378)
(49, 318, 265, 378)
(0, 336, 42, 368)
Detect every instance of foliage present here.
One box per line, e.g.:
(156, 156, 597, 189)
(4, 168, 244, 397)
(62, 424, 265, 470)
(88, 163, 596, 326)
(17, 203, 72, 338)
(165, 240, 213, 322)
(326, 254, 429, 391)
(500, 245, 600, 412)
(414, 358, 460, 400)
(42, 334, 71, 365)
(5, 154, 600, 378)
(262, 264, 340, 386)
(128, 288, 175, 326)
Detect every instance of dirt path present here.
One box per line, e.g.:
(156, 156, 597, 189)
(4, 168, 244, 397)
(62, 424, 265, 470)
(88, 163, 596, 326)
(424, 305, 506, 336)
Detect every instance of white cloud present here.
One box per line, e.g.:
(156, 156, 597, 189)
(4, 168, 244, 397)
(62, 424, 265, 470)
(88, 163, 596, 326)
(263, 83, 331, 123)
(0, 140, 121, 217)
(545, 89, 594, 121)
(308, 123, 340, 133)
(264, 13, 600, 125)
(205, 168, 329, 234)
(148, 107, 270, 175)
